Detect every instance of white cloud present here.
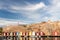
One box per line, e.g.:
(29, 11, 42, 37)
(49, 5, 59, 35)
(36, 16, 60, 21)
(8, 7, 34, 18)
(43, 16, 59, 21)
(0, 0, 60, 24)
(0, 18, 28, 26)
(7, 2, 46, 22)
(10, 2, 46, 11)
(8, 0, 60, 22)
(0, 5, 3, 9)
(39, 0, 60, 21)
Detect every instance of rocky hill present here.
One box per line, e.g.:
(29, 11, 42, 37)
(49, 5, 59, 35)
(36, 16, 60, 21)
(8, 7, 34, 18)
(3, 20, 60, 35)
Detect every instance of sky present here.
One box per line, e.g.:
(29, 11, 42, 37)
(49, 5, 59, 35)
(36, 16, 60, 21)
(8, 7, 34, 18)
(0, 0, 60, 26)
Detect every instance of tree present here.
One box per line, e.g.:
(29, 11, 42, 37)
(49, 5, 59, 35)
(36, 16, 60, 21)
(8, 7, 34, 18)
(0, 27, 3, 35)
(0, 27, 3, 33)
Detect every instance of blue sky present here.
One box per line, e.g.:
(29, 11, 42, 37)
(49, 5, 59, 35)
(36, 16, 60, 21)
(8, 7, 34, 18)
(0, 0, 60, 25)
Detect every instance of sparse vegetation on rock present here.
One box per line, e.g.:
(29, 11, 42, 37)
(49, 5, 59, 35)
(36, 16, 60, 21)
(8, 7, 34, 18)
(3, 20, 60, 35)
